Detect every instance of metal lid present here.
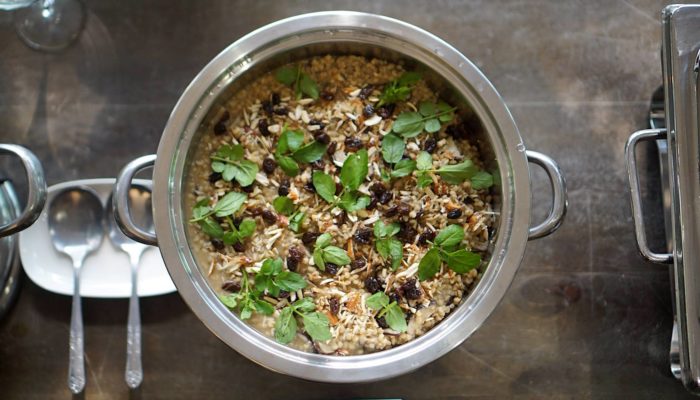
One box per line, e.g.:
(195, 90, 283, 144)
(661, 4, 700, 392)
(0, 180, 22, 320)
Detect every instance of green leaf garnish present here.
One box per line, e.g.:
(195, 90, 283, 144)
(417, 224, 481, 281)
(274, 297, 331, 344)
(381, 133, 405, 164)
(312, 171, 337, 203)
(311, 233, 350, 271)
(219, 270, 274, 322)
(366, 292, 390, 310)
(313, 150, 370, 213)
(470, 170, 494, 189)
(374, 221, 403, 270)
(288, 211, 306, 233)
(417, 247, 441, 281)
(392, 102, 456, 138)
(273, 196, 295, 216)
(292, 140, 327, 163)
(390, 158, 416, 178)
(254, 257, 308, 298)
(433, 224, 464, 248)
(436, 160, 479, 185)
(274, 128, 327, 176)
(211, 144, 259, 186)
(275, 65, 319, 100)
(340, 149, 369, 191)
(377, 71, 421, 107)
(444, 249, 481, 273)
(365, 292, 407, 332)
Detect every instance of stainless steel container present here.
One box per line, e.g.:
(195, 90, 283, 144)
(0, 144, 46, 319)
(114, 11, 567, 382)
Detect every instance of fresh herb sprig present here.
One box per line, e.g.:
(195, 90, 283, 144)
(377, 72, 421, 107)
(380, 133, 418, 181)
(388, 151, 494, 189)
(274, 127, 328, 176)
(275, 65, 320, 100)
(219, 271, 274, 320)
(211, 144, 259, 186)
(254, 258, 307, 297)
(272, 195, 307, 233)
(312, 149, 371, 212)
(274, 297, 331, 344)
(392, 101, 456, 138)
(311, 233, 351, 271)
(374, 221, 403, 270)
(417, 224, 481, 281)
(366, 292, 407, 332)
(190, 192, 256, 244)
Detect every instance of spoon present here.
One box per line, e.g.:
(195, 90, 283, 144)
(107, 185, 153, 389)
(48, 187, 104, 394)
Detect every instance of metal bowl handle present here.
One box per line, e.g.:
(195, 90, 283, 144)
(114, 155, 158, 246)
(526, 150, 567, 240)
(624, 128, 672, 263)
(0, 144, 47, 238)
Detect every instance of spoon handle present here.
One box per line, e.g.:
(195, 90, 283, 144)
(125, 252, 143, 389)
(68, 265, 85, 394)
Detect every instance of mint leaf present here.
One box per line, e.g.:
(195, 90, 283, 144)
(437, 160, 479, 185)
(392, 112, 423, 138)
(299, 73, 319, 100)
(338, 191, 370, 212)
(436, 102, 454, 122)
(312, 171, 337, 203)
(237, 219, 256, 238)
(470, 171, 494, 190)
(274, 306, 297, 344)
(313, 248, 325, 271)
(383, 302, 407, 332)
(219, 293, 240, 309)
(418, 102, 437, 117)
(391, 158, 416, 178)
(322, 246, 351, 266)
(388, 239, 403, 270)
(278, 130, 305, 153)
(315, 233, 332, 249)
(416, 151, 433, 171)
(275, 271, 308, 292)
(424, 118, 440, 133)
(292, 140, 327, 163)
(434, 224, 464, 248)
(273, 196, 295, 216)
(397, 71, 421, 86)
(213, 192, 247, 217)
(418, 248, 441, 281)
(416, 171, 433, 188)
(445, 249, 481, 273)
(366, 292, 390, 310)
(340, 149, 369, 191)
(381, 133, 405, 164)
(276, 155, 299, 176)
(254, 299, 275, 315)
(301, 312, 331, 341)
(232, 160, 258, 186)
(293, 297, 316, 313)
(288, 211, 306, 233)
(275, 66, 298, 86)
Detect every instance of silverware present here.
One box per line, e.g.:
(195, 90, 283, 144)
(107, 186, 152, 389)
(48, 187, 104, 394)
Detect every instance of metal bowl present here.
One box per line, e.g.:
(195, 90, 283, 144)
(114, 11, 566, 382)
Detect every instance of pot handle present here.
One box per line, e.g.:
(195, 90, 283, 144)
(527, 150, 567, 240)
(114, 155, 158, 246)
(0, 144, 47, 238)
(624, 128, 672, 263)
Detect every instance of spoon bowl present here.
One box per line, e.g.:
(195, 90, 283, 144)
(48, 187, 104, 394)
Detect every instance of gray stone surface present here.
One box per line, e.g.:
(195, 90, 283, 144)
(0, 0, 691, 398)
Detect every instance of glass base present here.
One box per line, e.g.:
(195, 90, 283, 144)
(14, 0, 85, 52)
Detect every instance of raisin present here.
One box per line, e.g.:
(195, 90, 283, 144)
(417, 229, 436, 246)
(358, 85, 373, 100)
(397, 223, 417, 243)
(447, 209, 463, 219)
(263, 158, 277, 174)
(278, 179, 290, 196)
(384, 205, 399, 218)
(363, 104, 375, 117)
(309, 119, 326, 129)
(344, 137, 363, 151)
(258, 118, 270, 136)
(378, 191, 393, 205)
(247, 206, 263, 216)
(353, 228, 372, 245)
(325, 263, 339, 275)
(304, 181, 316, 193)
(314, 132, 330, 145)
(273, 106, 288, 116)
(262, 101, 273, 115)
(326, 141, 337, 156)
(351, 257, 367, 270)
(370, 182, 386, 195)
(376, 316, 389, 329)
(232, 241, 245, 252)
(302, 232, 320, 246)
(366, 196, 378, 211)
(376, 103, 396, 119)
(364, 276, 382, 293)
(335, 182, 344, 195)
(221, 280, 241, 292)
(329, 297, 340, 315)
(337, 211, 347, 225)
(241, 184, 254, 193)
(389, 291, 400, 304)
(271, 92, 281, 105)
(262, 209, 277, 224)
(214, 121, 227, 135)
(277, 290, 290, 299)
(209, 172, 222, 183)
(423, 137, 437, 153)
(320, 91, 334, 101)
(211, 239, 224, 251)
(400, 279, 422, 300)
(287, 246, 302, 272)
(397, 202, 411, 215)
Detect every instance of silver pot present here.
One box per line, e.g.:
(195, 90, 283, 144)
(114, 11, 567, 382)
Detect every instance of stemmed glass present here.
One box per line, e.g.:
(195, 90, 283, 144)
(0, 0, 85, 51)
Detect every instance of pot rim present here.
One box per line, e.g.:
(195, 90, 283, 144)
(152, 11, 531, 382)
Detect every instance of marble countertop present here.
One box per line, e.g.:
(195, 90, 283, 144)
(0, 0, 689, 398)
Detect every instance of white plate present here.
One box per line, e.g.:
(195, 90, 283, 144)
(19, 178, 176, 298)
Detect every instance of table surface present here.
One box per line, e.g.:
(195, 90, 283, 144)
(0, 0, 690, 398)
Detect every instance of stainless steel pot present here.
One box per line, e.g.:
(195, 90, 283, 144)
(114, 11, 567, 382)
